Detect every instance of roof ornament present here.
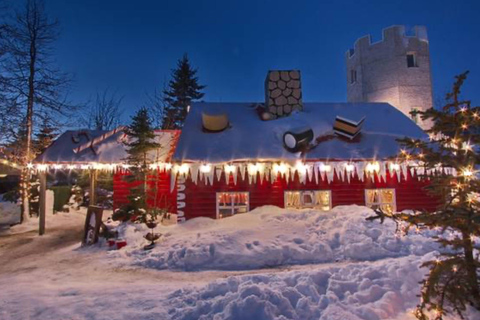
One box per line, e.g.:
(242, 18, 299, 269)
(333, 116, 365, 140)
(283, 126, 314, 153)
(202, 112, 229, 133)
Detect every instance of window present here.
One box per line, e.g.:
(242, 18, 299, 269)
(216, 192, 249, 218)
(285, 190, 331, 211)
(365, 189, 396, 214)
(350, 69, 357, 84)
(406, 53, 418, 68)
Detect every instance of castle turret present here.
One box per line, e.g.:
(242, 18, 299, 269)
(346, 25, 433, 129)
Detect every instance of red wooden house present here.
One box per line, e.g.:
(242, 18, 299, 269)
(168, 71, 441, 222)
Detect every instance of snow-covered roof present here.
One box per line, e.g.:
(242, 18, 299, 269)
(173, 102, 427, 162)
(34, 128, 180, 164)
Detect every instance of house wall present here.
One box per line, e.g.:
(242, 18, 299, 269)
(181, 169, 440, 220)
(113, 167, 440, 221)
(113, 170, 177, 213)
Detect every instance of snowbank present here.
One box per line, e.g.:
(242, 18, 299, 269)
(0, 196, 20, 226)
(167, 253, 434, 320)
(113, 205, 439, 271)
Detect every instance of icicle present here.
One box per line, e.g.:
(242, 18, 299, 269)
(205, 169, 215, 186)
(379, 161, 387, 183)
(170, 172, 177, 192)
(216, 166, 222, 182)
(240, 164, 246, 182)
(307, 164, 314, 183)
(232, 168, 238, 185)
(314, 165, 319, 184)
(355, 162, 366, 182)
(326, 169, 335, 184)
(336, 163, 345, 182)
(401, 163, 408, 181)
(190, 164, 200, 184)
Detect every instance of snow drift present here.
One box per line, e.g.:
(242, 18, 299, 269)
(167, 254, 433, 320)
(112, 205, 439, 271)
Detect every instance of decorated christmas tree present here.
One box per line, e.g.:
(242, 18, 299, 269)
(34, 115, 57, 154)
(368, 72, 480, 319)
(119, 108, 161, 221)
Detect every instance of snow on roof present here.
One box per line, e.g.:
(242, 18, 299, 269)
(173, 102, 427, 162)
(34, 129, 180, 164)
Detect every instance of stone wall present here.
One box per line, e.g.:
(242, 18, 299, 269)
(264, 70, 303, 118)
(345, 25, 433, 129)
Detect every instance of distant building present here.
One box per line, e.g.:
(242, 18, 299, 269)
(346, 25, 433, 129)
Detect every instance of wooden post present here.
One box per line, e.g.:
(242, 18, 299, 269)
(90, 169, 97, 206)
(39, 171, 46, 236)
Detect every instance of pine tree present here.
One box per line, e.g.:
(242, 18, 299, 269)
(368, 72, 480, 319)
(34, 115, 57, 154)
(123, 108, 161, 214)
(161, 54, 205, 129)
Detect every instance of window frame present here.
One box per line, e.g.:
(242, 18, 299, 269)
(406, 52, 418, 68)
(364, 188, 397, 213)
(284, 190, 332, 211)
(350, 69, 357, 84)
(216, 191, 250, 219)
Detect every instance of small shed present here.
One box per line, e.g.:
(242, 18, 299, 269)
(32, 127, 180, 234)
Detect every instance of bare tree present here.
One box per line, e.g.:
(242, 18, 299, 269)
(82, 89, 124, 130)
(0, 0, 75, 222)
(144, 84, 167, 129)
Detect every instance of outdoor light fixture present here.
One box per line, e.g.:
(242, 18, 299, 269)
(200, 164, 212, 173)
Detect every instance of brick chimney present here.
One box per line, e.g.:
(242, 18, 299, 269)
(264, 70, 303, 118)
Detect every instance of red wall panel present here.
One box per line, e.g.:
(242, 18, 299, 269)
(113, 170, 177, 213)
(180, 169, 441, 220)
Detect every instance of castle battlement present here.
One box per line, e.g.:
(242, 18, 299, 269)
(345, 25, 433, 130)
(346, 25, 428, 59)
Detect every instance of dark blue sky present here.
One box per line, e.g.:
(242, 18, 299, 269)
(45, 0, 480, 123)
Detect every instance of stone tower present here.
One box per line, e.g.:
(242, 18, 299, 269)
(345, 25, 433, 129)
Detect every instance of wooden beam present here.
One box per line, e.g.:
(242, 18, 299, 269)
(90, 169, 97, 206)
(39, 171, 46, 236)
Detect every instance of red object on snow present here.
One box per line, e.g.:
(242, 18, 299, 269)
(107, 239, 116, 247)
(116, 239, 127, 250)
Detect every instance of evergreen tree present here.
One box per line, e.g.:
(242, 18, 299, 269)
(161, 54, 205, 129)
(123, 108, 160, 212)
(34, 115, 57, 154)
(368, 72, 480, 319)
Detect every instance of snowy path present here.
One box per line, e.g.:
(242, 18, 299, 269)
(0, 222, 413, 320)
(0, 207, 476, 319)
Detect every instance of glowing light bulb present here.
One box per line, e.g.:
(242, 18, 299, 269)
(389, 163, 400, 171)
(319, 163, 331, 172)
(200, 164, 212, 173)
(224, 164, 236, 174)
(177, 163, 189, 174)
(366, 162, 380, 173)
(273, 163, 287, 174)
(461, 168, 473, 178)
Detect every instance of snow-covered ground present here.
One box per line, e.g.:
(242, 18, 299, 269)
(110, 205, 439, 271)
(0, 205, 477, 320)
(0, 194, 21, 227)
